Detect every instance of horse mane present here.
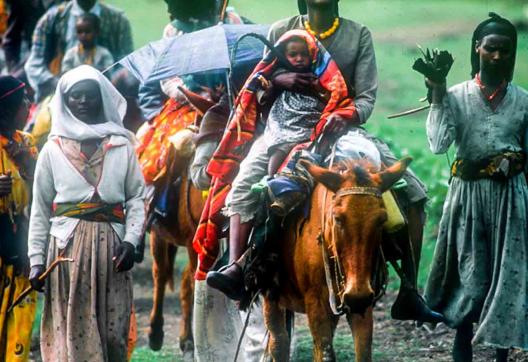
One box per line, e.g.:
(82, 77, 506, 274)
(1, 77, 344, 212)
(334, 159, 378, 187)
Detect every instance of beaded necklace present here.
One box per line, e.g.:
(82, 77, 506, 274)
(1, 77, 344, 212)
(475, 73, 507, 103)
(304, 17, 340, 40)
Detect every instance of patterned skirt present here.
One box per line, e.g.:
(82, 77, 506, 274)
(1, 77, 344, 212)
(40, 221, 133, 362)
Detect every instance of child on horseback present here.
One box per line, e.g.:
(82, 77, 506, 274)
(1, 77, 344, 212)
(201, 29, 357, 299)
(424, 13, 528, 362)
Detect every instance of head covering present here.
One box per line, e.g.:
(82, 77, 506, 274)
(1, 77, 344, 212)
(0, 76, 25, 117)
(49, 65, 133, 141)
(471, 12, 517, 81)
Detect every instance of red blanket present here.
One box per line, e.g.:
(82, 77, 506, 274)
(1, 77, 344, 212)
(193, 29, 357, 280)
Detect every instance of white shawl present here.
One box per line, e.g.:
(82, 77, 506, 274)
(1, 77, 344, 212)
(49, 65, 133, 141)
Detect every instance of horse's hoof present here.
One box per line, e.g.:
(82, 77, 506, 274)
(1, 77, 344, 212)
(179, 338, 194, 353)
(148, 328, 164, 351)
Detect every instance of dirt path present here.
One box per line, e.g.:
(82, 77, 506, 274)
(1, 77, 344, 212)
(132, 249, 528, 361)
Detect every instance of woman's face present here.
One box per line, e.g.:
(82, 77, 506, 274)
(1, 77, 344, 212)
(476, 34, 514, 79)
(66, 80, 103, 124)
(13, 96, 30, 131)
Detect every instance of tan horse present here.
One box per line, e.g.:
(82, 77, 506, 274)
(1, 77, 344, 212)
(147, 142, 205, 353)
(263, 158, 411, 362)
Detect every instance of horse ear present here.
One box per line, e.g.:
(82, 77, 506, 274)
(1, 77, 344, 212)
(300, 160, 343, 192)
(376, 157, 412, 193)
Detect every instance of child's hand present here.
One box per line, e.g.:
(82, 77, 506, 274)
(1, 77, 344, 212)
(272, 72, 317, 92)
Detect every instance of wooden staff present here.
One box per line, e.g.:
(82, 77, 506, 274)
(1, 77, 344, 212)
(8, 257, 74, 313)
(219, 0, 228, 23)
(387, 104, 430, 119)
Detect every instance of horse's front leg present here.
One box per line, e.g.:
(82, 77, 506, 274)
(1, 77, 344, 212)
(305, 295, 338, 362)
(263, 297, 290, 361)
(346, 307, 373, 362)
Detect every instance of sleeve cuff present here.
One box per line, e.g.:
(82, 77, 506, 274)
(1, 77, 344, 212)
(30, 254, 45, 267)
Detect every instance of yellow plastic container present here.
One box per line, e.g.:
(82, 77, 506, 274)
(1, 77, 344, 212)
(382, 191, 406, 233)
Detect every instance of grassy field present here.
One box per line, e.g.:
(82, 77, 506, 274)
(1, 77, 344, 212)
(100, 1, 528, 361)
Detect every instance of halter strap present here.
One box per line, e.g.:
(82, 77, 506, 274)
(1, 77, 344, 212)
(335, 187, 382, 199)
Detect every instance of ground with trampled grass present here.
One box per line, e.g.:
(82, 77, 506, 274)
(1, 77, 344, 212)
(30, 1, 528, 361)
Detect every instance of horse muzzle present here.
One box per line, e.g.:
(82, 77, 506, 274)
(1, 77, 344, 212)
(342, 287, 374, 314)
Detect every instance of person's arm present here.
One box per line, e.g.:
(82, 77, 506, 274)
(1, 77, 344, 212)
(24, 8, 56, 95)
(426, 83, 456, 154)
(115, 13, 133, 60)
(138, 81, 167, 122)
(122, 143, 146, 248)
(99, 48, 115, 71)
(352, 27, 378, 124)
(190, 141, 217, 190)
(27, 143, 56, 267)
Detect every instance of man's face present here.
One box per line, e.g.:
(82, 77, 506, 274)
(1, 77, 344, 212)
(77, 0, 97, 12)
(476, 34, 514, 78)
(305, 0, 336, 8)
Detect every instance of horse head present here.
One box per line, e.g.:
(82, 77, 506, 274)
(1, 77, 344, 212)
(302, 157, 412, 314)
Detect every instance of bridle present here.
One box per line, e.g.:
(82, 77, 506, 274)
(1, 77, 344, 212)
(319, 179, 383, 315)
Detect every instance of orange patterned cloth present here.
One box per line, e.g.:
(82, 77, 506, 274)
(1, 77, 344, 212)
(192, 30, 357, 279)
(136, 98, 196, 184)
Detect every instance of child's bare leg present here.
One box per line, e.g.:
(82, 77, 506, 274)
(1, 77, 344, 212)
(268, 149, 289, 176)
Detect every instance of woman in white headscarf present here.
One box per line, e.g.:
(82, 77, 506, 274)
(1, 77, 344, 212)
(27, 65, 146, 362)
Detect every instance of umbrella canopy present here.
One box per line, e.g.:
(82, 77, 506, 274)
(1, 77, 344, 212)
(119, 24, 270, 84)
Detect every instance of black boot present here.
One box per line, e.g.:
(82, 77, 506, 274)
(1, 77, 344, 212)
(391, 286, 444, 324)
(206, 262, 244, 300)
(206, 214, 251, 301)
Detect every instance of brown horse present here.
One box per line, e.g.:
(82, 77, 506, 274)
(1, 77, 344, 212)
(147, 140, 205, 353)
(263, 158, 411, 362)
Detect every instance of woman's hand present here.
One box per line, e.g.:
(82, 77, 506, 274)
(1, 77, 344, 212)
(272, 72, 317, 93)
(325, 114, 358, 135)
(29, 265, 46, 292)
(425, 78, 447, 104)
(113, 241, 135, 272)
(0, 174, 13, 197)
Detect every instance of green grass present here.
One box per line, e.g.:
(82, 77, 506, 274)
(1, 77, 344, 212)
(131, 346, 182, 362)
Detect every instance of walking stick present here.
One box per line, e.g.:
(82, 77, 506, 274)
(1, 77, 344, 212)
(8, 256, 74, 313)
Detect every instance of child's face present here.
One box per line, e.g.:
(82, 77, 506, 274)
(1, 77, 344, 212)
(285, 40, 311, 71)
(76, 20, 96, 48)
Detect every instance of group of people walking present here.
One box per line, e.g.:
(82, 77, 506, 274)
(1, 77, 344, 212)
(0, 0, 526, 361)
